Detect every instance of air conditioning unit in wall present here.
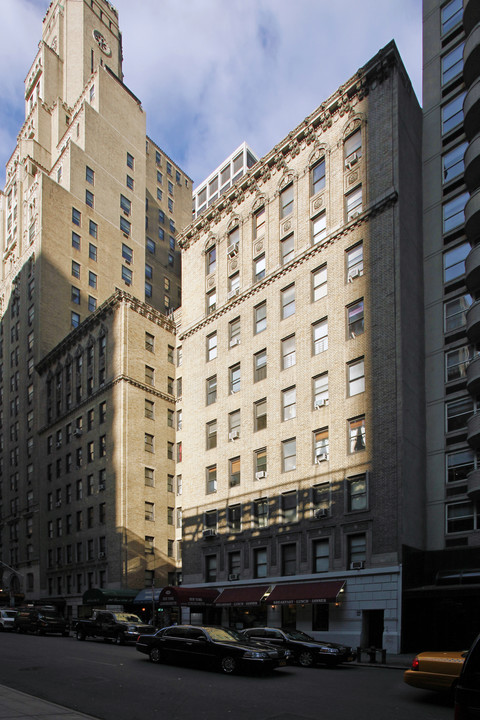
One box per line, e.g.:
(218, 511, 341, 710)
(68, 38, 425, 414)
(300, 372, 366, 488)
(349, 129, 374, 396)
(228, 573, 239, 581)
(350, 561, 365, 570)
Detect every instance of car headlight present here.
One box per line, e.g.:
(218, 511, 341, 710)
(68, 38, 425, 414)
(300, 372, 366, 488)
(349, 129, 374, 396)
(323, 647, 340, 654)
(243, 650, 268, 658)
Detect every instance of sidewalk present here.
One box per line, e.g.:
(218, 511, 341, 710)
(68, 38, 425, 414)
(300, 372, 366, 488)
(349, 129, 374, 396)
(0, 684, 99, 720)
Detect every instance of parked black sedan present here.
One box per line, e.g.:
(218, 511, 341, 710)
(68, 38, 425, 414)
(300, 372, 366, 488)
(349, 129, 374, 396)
(136, 624, 289, 674)
(241, 627, 355, 667)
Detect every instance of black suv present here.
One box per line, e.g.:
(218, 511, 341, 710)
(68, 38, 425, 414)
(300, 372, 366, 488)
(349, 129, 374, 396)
(14, 606, 69, 636)
(455, 632, 480, 718)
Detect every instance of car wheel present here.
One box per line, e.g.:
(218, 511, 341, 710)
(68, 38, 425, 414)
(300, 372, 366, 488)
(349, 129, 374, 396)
(150, 647, 162, 664)
(220, 655, 237, 674)
(115, 633, 125, 645)
(76, 630, 86, 641)
(298, 651, 314, 668)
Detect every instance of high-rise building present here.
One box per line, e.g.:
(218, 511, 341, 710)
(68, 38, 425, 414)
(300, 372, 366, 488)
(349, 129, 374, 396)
(177, 41, 423, 653)
(407, 0, 480, 649)
(0, 0, 191, 618)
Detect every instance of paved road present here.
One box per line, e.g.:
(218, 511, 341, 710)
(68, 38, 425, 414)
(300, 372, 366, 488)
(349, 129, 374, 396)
(0, 633, 452, 720)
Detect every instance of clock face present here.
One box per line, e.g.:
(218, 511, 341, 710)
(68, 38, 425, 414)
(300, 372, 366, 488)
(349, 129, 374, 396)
(93, 29, 111, 56)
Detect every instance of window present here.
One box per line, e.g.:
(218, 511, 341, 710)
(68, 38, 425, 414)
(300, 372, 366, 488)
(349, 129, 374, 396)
(88, 296, 96, 312)
(254, 448, 267, 478)
(345, 129, 362, 165)
(229, 317, 240, 347)
(282, 335, 296, 369)
(206, 246, 216, 275)
(255, 302, 266, 334)
(86, 166, 94, 184)
(314, 428, 329, 462)
(442, 0, 463, 36)
(145, 467, 154, 487)
(229, 551, 241, 575)
(147, 238, 156, 255)
(312, 265, 327, 301)
(145, 502, 154, 521)
(206, 420, 217, 450)
(89, 243, 97, 261)
(446, 397, 474, 433)
(85, 189, 94, 208)
(281, 543, 296, 575)
(158, 210, 165, 224)
(205, 555, 217, 583)
(348, 358, 365, 396)
(444, 243, 469, 282)
(254, 254, 266, 282)
(442, 43, 464, 85)
(311, 159, 326, 195)
(254, 207, 265, 239)
(281, 234, 294, 265)
(229, 410, 240, 440)
(120, 217, 131, 237)
(254, 498, 268, 528)
(281, 284, 295, 318)
(126, 174, 134, 190)
(346, 186, 362, 221)
(230, 363, 241, 393)
(145, 333, 154, 352)
(254, 349, 267, 382)
(280, 185, 293, 218)
(229, 457, 241, 487)
(206, 289, 216, 315)
(348, 534, 366, 566)
(227, 504, 241, 531)
(167, 442, 174, 460)
(72, 207, 81, 226)
(447, 501, 474, 534)
(282, 438, 296, 472)
(443, 142, 468, 184)
(444, 294, 472, 332)
(127, 152, 134, 170)
(347, 243, 364, 281)
(312, 482, 330, 515)
(145, 433, 154, 453)
(446, 345, 473, 382)
(71, 311, 80, 328)
(88, 271, 97, 289)
(313, 318, 328, 354)
(89, 220, 97, 239)
(72, 231, 80, 250)
(71, 286, 80, 304)
(254, 398, 267, 431)
(207, 332, 217, 361)
(349, 416, 366, 453)
(347, 300, 364, 338)
(254, 548, 267, 578)
(282, 386, 296, 421)
(228, 273, 240, 295)
(443, 193, 469, 234)
(313, 539, 329, 573)
(122, 243, 133, 263)
(145, 365, 155, 386)
(312, 213, 326, 244)
(442, 92, 466, 135)
(145, 399, 154, 419)
(72, 261, 80, 279)
(122, 266, 132, 285)
(206, 375, 217, 405)
(206, 465, 217, 494)
(447, 448, 475, 486)
(347, 474, 368, 511)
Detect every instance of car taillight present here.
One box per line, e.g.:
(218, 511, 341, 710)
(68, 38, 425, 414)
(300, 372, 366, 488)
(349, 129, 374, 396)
(411, 657, 419, 671)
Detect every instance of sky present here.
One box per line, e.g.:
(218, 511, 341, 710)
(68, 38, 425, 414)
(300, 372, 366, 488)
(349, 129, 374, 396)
(0, 0, 422, 189)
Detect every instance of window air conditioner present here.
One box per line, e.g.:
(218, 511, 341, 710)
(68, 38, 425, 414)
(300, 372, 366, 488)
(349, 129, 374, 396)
(350, 561, 365, 570)
(314, 399, 326, 409)
(229, 337, 240, 347)
(55, 501, 61, 508)
(99, 483, 105, 491)
(98, 552, 105, 559)
(203, 529, 217, 538)
(345, 152, 359, 169)
(229, 430, 240, 441)
(228, 573, 239, 581)
(348, 268, 360, 282)
(315, 452, 328, 463)
(315, 508, 328, 519)
(227, 243, 239, 258)
(56, 441, 62, 449)
(74, 429, 82, 437)
(255, 471, 267, 480)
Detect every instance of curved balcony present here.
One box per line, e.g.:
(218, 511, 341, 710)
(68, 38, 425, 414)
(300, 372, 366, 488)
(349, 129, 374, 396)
(466, 242, 480, 293)
(468, 413, 480, 449)
(465, 134, 480, 192)
(464, 24, 480, 89)
(467, 300, 480, 343)
(465, 188, 480, 244)
(467, 355, 480, 395)
(464, 0, 480, 37)
(467, 468, 480, 499)
(464, 77, 480, 141)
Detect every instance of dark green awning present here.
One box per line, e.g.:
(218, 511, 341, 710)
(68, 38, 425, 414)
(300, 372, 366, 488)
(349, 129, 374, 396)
(82, 588, 139, 606)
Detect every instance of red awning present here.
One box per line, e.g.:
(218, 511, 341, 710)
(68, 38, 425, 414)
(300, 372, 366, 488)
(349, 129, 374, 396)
(158, 586, 219, 606)
(267, 580, 345, 605)
(214, 585, 271, 607)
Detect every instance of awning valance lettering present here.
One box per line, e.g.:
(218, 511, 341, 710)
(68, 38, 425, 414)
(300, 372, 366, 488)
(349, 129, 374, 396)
(214, 585, 271, 607)
(158, 586, 219, 606)
(267, 580, 345, 605)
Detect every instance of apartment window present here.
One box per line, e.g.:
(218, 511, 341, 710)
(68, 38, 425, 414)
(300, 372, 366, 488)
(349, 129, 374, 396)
(281, 284, 295, 318)
(347, 244, 364, 282)
(447, 449, 475, 485)
(206, 246, 216, 275)
(280, 185, 293, 218)
(167, 377, 173, 394)
(255, 302, 267, 334)
(206, 420, 217, 450)
(254, 399, 267, 431)
(207, 332, 217, 361)
(167, 442, 174, 460)
(71, 311, 80, 328)
(281, 543, 297, 575)
(312, 482, 330, 515)
(443, 142, 468, 184)
(348, 534, 366, 566)
(145, 502, 154, 521)
(145, 536, 154, 555)
(88, 296, 96, 312)
(344, 129, 362, 165)
(72, 207, 81, 226)
(145, 281, 152, 297)
(146, 238, 156, 255)
(205, 555, 217, 583)
(348, 358, 365, 396)
(254, 350, 267, 382)
(282, 438, 296, 472)
(313, 539, 329, 573)
(281, 234, 294, 265)
(444, 243, 469, 282)
(145, 399, 154, 419)
(86, 166, 94, 184)
(443, 193, 469, 234)
(167, 506, 174, 526)
(444, 294, 472, 332)
(228, 273, 240, 295)
(282, 386, 296, 421)
(442, 43, 464, 85)
(254, 498, 268, 528)
(206, 375, 217, 405)
(120, 216, 131, 236)
(145, 365, 154, 385)
(206, 465, 217, 494)
(145, 333, 154, 352)
(122, 266, 132, 285)
(206, 289, 216, 315)
(159, 210, 165, 224)
(126, 152, 134, 170)
(312, 213, 326, 244)
(282, 335, 296, 369)
(72, 231, 80, 250)
(228, 551, 241, 576)
(145, 433, 154, 453)
(228, 457, 240, 487)
(446, 397, 474, 433)
(446, 345, 473, 382)
(310, 266, 327, 303)
(311, 158, 326, 195)
(314, 428, 329, 462)
(89, 243, 97, 261)
(230, 363, 241, 393)
(227, 505, 241, 532)
(229, 318, 241, 347)
(85, 189, 94, 208)
(312, 318, 328, 355)
(442, 0, 463, 36)
(347, 300, 364, 338)
(168, 474, 174, 492)
(72, 261, 80, 279)
(254, 254, 266, 282)
(71, 286, 80, 304)
(229, 410, 240, 440)
(254, 548, 267, 578)
(346, 186, 362, 221)
(89, 220, 97, 239)
(126, 174, 134, 190)
(177, 410, 182, 430)
(254, 448, 267, 478)
(254, 207, 266, 239)
(442, 93, 466, 135)
(122, 243, 133, 263)
(349, 416, 366, 453)
(88, 271, 97, 289)
(447, 501, 474, 534)
(145, 467, 154, 487)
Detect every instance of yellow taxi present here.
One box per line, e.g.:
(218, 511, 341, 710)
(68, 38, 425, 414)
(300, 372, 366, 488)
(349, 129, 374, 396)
(404, 650, 466, 692)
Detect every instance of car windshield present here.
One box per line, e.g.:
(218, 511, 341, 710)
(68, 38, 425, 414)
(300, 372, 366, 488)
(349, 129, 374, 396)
(113, 613, 142, 623)
(284, 630, 314, 641)
(204, 627, 241, 642)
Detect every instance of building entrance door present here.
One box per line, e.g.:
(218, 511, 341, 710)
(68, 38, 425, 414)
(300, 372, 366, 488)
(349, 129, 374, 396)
(362, 609, 384, 647)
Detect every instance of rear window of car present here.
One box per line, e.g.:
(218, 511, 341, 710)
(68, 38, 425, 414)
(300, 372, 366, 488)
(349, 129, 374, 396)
(165, 627, 190, 638)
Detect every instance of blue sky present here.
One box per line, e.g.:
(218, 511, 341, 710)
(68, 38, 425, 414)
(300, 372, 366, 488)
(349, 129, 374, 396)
(0, 0, 422, 188)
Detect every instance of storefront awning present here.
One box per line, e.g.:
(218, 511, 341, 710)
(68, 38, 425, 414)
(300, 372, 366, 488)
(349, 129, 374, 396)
(82, 588, 139, 606)
(267, 580, 345, 605)
(133, 588, 163, 604)
(214, 585, 271, 607)
(158, 586, 219, 606)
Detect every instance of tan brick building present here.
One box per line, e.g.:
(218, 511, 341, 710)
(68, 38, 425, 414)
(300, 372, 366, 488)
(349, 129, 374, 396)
(0, 0, 190, 617)
(177, 41, 423, 653)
